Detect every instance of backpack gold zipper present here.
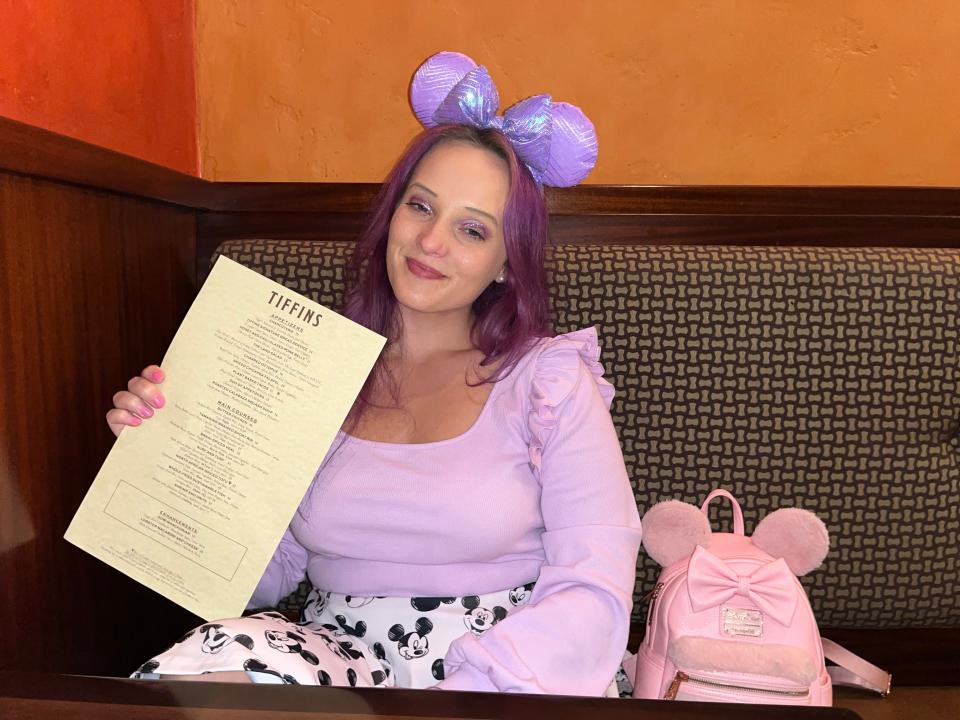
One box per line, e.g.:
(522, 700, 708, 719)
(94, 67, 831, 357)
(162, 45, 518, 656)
(664, 671, 810, 701)
(645, 582, 664, 626)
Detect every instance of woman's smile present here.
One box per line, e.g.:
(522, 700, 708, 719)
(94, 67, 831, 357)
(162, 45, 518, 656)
(405, 257, 446, 280)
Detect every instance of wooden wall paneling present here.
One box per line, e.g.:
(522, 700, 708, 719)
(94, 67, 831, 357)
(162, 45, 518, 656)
(192, 184, 960, 281)
(543, 184, 960, 217)
(199, 182, 960, 216)
(548, 214, 960, 246)
(818, 628, 960, 687)
(3, 115, 959, 220)
(194, 210, 960, 283)
(0, 171, 200, 674)
(0, 116, 212, 209)
(203, 182, 380, 212)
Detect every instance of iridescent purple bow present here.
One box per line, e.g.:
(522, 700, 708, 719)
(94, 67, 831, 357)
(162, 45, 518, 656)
(410, 51, 598, 187)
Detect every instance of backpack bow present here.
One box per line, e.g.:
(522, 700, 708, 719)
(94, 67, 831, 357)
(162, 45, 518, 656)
(687, 546, 799, 626)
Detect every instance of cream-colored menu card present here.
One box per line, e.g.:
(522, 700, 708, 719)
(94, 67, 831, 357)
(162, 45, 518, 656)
(66, 255, 385, 620)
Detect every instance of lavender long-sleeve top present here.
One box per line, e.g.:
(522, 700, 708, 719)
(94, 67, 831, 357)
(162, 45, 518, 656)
(249, 327, 643, 695)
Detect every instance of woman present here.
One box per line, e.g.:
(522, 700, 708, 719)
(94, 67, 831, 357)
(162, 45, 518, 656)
(108, 53, 642, 696)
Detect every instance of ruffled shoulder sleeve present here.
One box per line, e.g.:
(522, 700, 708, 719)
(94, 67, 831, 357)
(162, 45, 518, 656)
(527, 327, 615, 480)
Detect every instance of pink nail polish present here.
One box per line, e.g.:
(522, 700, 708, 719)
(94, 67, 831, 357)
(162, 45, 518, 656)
(154, 395, 165, 408)
(152, 370, 164, 382)
(140, 406, 153, 418)
(131, 416, 142, 426)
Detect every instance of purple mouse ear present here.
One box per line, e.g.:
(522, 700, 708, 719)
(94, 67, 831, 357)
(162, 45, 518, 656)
(540, 101, 599, 187)
(641, 500, 712, 568)
(408, 51, 599, 188)
(752, 508, 830, 576)
(410, 51, 479, 128)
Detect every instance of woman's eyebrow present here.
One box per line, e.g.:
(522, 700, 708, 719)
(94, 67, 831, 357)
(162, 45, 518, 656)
(466, 207, 499, 228)
(409, 182, 437, 197)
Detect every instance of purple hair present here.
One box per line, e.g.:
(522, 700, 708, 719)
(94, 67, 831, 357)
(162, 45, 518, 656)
(342, 124, 552, 421)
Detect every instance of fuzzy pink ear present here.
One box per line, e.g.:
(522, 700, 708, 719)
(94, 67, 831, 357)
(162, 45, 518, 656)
(641, 500, 712, 567)
(752, 508, 830, 576)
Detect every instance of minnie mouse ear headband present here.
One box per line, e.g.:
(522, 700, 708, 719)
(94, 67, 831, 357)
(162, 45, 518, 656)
(409, 51, 598, 187)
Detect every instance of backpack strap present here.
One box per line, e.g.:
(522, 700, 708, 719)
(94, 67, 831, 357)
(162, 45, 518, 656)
(700, 488, 745, 535)
(821, 636, 892, 696)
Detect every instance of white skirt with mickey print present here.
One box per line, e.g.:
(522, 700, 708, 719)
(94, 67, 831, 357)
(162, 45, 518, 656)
(132, 583, 538, 690)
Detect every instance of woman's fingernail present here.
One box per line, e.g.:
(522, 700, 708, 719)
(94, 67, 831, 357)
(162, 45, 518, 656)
(152, 371, 164, 382)
(130, 416, 142, 426)
(140, 406, 153, 418)
(153, 395, 165, 408)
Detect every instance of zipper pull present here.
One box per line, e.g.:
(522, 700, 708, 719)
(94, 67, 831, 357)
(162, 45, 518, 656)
(646, 582, 664, 626)
(664, 671, 688, 700)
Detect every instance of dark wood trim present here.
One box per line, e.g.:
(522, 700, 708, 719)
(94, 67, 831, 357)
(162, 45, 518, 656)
(198, 210, 960, 245)
(0, 115, 214, 208)
(187, 182, 960, 216)
(817, 628, 960, 688)
(202, 182, 381, 212)
(544, 184, 960, 217)
(0, 672, 862, 719)
(3, 115, 960, 218)
(194, 210, 960, 280)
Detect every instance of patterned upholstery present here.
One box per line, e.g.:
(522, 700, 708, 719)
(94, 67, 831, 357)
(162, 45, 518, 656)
(216, 240, 960, 628)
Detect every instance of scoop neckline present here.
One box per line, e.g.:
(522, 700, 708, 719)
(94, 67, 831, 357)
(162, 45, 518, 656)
(337, 371, 507, 450)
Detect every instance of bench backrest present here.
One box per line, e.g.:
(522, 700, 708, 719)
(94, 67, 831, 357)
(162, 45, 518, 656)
(216, 239, 960, 629)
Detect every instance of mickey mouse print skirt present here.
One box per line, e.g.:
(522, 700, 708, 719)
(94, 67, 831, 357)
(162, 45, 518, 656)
(132, 582, 538, 689)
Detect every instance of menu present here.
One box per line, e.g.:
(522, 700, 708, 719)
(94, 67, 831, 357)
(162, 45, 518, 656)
(66, 255, 385, 620)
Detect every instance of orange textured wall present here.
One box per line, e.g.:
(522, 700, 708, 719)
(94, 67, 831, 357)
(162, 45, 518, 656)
(0, 0, 198, 175)
(196, 0, 960, 185)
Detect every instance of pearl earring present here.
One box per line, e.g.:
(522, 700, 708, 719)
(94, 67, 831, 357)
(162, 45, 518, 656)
(495, 268, 507, 284)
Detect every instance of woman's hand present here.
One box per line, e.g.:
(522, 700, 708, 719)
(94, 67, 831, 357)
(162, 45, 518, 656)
(106, 365, 166, 437)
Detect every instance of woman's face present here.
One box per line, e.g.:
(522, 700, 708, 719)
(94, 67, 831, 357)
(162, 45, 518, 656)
(386, 141, 509, 324)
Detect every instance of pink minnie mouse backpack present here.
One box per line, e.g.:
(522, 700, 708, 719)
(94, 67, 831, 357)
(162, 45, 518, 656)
(630, 489, 891, 705)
